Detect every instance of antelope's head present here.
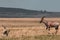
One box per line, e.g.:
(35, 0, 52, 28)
(2, 25, 6, 29)
(40, 16, 45, 23)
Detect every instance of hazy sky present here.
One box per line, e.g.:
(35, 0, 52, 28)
(0, 0, 60, 12)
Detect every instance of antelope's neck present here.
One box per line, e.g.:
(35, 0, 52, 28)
(43, 20, 48, 26)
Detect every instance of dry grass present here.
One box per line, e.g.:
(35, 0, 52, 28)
(0, 35, 60, 40)
(0, 18, 60, 40)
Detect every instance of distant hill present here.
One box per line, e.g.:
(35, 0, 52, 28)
(0, 7, 41, 13)
(0, 7, 60, 18)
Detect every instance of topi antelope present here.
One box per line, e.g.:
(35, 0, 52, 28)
(40, 16, 59, 34)
(2, 25, 10, 36)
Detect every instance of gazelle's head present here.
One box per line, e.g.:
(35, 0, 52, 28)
(40, 16, 45, 23)
(2, 25, 6, 29)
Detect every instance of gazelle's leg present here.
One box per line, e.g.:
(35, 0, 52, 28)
(47, 26, 50, 34)
(46, 25, 48, 30)
(55, 26, 59, 34)
(46, 27, 48, 30)
(6, 32, 8, 36)
(48, 27, 50, 31)
(55, 30, 58, 34)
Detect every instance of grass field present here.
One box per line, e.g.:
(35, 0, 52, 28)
(0, 18, 60, 40)
(0, 35, 60, 40)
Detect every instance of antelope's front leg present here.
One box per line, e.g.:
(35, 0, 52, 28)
(47, 27, 51, 34)
(46, 27, 48, 30)
(48, 27, 50, 31)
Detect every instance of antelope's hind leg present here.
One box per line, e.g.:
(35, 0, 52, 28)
(55, 25, 59, 34)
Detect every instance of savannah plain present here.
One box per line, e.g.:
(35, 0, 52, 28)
(0, 18, 60, 40)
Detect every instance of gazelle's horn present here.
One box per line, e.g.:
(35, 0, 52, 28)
(40, 16, 45, 23)
(41, 16, 45, 20)
(42, 16, 45, 18)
